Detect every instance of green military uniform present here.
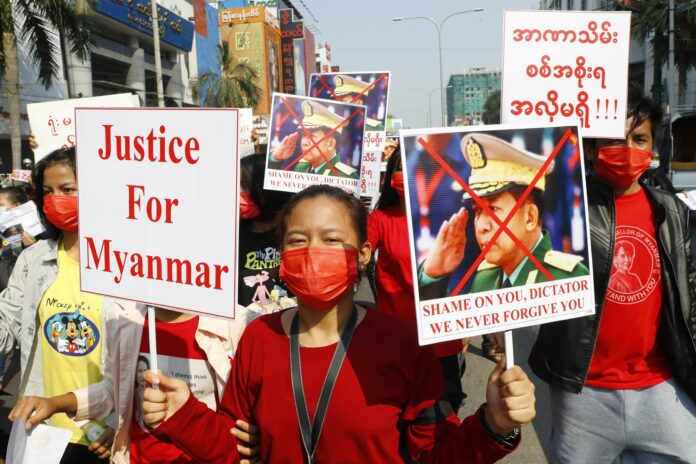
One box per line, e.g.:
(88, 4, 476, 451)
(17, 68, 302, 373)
(334, 74, 385, 131)
(295, 152, 359, 179)
(471, 232, 588, 292)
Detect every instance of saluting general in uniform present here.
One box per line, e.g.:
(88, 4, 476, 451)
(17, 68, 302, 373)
(333, 75, 384, 131)
(418, 133, 588, 299)
(269, 100, 359, 179)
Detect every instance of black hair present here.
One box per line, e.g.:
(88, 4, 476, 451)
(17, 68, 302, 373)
(0, 186, 30, 207)
(33, 147, 76, 239)
(375, 146, 402, 211)
(240, 153, 292, 223)
(278, 184, 367, 246)
(508, 185, 545, 227)
(626, 81, 662, 141)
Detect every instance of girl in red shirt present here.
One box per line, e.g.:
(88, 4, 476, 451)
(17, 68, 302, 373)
(141, 185, 536, 464)
(369, 148, 466, 412)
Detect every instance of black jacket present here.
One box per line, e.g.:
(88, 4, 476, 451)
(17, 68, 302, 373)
(529, 175, 696, 402)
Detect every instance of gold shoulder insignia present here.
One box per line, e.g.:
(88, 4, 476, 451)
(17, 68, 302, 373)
(335, 162, 356, 175)
(466, 138, 486, 169)
(477, 260, 498, 271)
(543, 250, 584, 273)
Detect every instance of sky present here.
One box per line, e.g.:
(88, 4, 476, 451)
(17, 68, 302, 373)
(302, 0, 538, 129)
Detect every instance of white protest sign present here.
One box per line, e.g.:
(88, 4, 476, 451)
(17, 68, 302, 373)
(400, 123, 595, 346)
(28, 93, 140, 161)
(238, 108, 255, 157)
(0, 201, 45, 243)
(502, 10, 631, 138)
(76, 108, 239, 319)
(7, 419, 72, 464)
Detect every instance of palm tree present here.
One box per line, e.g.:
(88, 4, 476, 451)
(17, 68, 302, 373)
(1, 0, 91, 170)
(192, 41, 261, 109)
(631, 0, 696, 106)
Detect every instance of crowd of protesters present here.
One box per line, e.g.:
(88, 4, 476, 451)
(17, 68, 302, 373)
(0, 82, 690, 464)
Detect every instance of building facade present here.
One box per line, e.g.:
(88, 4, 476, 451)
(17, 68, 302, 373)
(446, 67, 501, 126)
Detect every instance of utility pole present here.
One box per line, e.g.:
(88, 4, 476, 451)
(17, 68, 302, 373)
(151, 0, 165, 108)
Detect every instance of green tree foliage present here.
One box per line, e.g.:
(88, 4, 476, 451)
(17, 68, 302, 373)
(1, 0, 92, 169)
(192, 41, 261, 109)
(632, 0, 696, 105)
(482, 90, 501, 125)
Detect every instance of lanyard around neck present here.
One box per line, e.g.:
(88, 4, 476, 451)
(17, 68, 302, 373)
(290, 308, 358, 463)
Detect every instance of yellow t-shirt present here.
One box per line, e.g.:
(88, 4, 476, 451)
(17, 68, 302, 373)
(39, 241, 104, 445)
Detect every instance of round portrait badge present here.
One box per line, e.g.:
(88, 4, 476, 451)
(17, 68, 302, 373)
(605, 226, 661, 305)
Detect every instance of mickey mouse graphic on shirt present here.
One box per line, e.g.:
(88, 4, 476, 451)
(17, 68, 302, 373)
(43, 308, 100, 356)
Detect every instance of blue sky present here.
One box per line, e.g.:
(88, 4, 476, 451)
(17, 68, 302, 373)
(303, 0, 538, 128)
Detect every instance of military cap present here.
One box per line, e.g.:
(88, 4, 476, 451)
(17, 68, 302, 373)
(385, 138, 398, 148)
(301, 100, 344, 134)
(333, 75, 370, 97)
(459, 133, 554, 199)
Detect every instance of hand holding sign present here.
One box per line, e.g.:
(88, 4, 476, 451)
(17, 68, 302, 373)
(485, 361, 536, 436)
(142, 370, 190, 429)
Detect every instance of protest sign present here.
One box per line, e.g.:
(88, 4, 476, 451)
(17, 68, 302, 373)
(264, 93, 365, 194)
(501, 10, 631, 138)
(28, 93, 140, 161)
(309, 71, 390, 195)
(76, 108, 238, 319)
(401, 123, 594, 345)
(0, 201, 45, 244)
(238, 108, 255, 157)
(11, 170, 31, 184)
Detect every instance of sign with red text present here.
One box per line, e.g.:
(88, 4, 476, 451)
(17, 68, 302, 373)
(28, 93, 140, 161)
(502, 11, 631, 138)
(309, 71, 390, 196)
(400, 123, 595, 345)
(264, 93, 365, 194)
(75, 108, 239, 319)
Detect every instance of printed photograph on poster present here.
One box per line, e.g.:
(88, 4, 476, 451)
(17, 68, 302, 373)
(264, 93, 365, 194)
(309, 71, 390, 131)
(501, 10, 631, 138)
(401, 124, 595, 345)
(381, 137, 399, 172)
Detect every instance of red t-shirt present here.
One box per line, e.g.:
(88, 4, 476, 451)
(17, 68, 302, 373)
(586, 187, 672, 389)
(130, 316, 218, 463)
(368, 206, 462, 357)
(154, 311, 514, 464)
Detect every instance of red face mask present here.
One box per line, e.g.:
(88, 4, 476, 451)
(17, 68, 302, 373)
(595, 146, 652, 188)
(280, 247, 359, 311)
(43, 195, 78, 232)
(240, 191, 261, 220)
(390, 171, 405, 198)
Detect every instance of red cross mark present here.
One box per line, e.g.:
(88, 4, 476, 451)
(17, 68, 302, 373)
(278, 97, 363, 177)
(417, 128, 574, 296)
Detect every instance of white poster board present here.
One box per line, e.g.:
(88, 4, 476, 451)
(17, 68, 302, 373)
(502, 10, 631, 138)
(76, 108, 239, 319)
(238, 108, 255, 157)
(400, 123, 595, 346)
(28, 93, 140, 161)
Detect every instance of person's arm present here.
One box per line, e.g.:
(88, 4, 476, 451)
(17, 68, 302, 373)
(405, 347, 535, 464)
(268, 133, 299, 169)
(143, 326, 260, 464)
(0, 250, 31, 355)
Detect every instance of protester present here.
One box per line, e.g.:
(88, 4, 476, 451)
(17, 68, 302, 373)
(9, 302, 260, 464)
(0, 148, 112, 463)
(527, 83, 696, 462)
(368, 148, 467, 412)
(0, 187, 37, 392)
(139, 185, 536, 463)
(238, 153, 295, 313)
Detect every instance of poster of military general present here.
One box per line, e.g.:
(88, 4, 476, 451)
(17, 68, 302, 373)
(401, 123, 595, 346)
(264, 93, 366, 194)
